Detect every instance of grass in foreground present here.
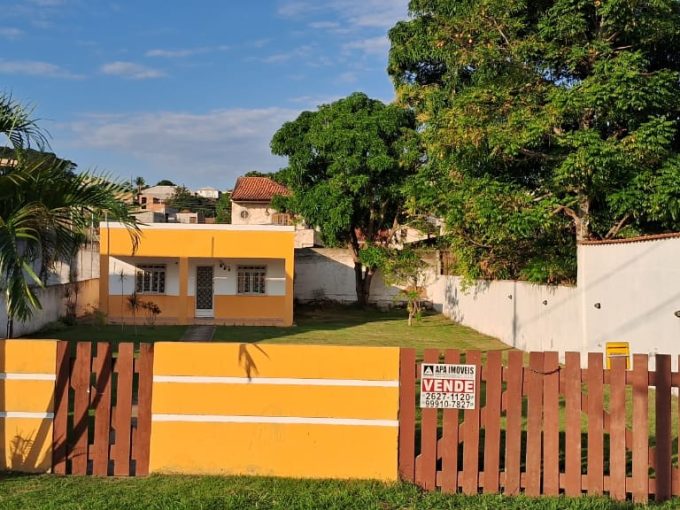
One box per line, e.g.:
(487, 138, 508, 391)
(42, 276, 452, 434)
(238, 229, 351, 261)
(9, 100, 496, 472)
(26, 305, 506, 355)
(0, 474, 674, 510)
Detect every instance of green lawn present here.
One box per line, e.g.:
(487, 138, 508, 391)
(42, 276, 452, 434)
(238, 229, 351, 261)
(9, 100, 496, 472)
(26, 305, 507, 355)
(0, 474, 673, 510)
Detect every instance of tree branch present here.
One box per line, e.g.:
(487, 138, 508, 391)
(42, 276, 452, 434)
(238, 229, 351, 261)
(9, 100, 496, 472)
(605, 214, 631, 239)
(554, 205, 579, 222)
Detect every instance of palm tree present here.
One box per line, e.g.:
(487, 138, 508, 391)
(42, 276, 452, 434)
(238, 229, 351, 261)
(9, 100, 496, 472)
(0, 94, 139, 337)
(134, 176, 146, 198)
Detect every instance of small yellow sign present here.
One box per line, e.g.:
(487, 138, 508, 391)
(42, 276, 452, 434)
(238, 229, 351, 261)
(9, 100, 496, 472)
(605, 341, 630, 369)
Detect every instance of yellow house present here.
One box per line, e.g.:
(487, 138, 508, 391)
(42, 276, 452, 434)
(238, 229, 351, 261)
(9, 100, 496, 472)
(99, 222, 294, 326)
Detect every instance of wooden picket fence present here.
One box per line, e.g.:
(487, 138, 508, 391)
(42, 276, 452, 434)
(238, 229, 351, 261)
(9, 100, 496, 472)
(398, 348, 680, 503)
(52, 341, 154, 476)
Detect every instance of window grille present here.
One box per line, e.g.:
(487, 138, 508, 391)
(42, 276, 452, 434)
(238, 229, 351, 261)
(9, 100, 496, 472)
(135, 264, 166, 293)
(237, 265, 266, 294)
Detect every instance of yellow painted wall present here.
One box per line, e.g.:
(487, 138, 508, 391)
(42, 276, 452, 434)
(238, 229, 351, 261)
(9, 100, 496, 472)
(150, 343, 400, 480)
(101, 225, 294, 259)
(0, 340, 56, 473)
(214, 296, 286, 320)
(100, 225, 295, 326)
(105, 294, 186, 323)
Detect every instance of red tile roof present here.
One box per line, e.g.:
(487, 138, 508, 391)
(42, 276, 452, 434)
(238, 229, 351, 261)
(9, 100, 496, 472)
(231, 176, 290, 202)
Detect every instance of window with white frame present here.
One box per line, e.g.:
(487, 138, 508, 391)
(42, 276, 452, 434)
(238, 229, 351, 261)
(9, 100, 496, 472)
(237, 265, 266, 295)
(135, 264, 166, 294)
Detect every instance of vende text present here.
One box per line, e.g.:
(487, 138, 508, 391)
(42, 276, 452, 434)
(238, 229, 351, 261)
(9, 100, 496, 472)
(422, 379, 475, 393)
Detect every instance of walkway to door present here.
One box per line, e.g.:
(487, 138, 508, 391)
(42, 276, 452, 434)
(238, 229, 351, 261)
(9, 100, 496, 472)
(180, 324, 216, 341)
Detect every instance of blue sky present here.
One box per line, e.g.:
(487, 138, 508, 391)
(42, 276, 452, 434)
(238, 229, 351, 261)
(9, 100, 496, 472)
(0, 0, 409, 189)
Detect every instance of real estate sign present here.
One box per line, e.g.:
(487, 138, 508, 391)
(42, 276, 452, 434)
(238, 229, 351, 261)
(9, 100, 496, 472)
(419, 363, 477, 409)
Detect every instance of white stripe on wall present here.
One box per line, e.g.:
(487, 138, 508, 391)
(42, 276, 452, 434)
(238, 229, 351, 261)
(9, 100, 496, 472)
(153, 375, 399, 388)
(152, 414, 398, 427)
(0, 411, 54, 419)
(0, 373, 56, 381)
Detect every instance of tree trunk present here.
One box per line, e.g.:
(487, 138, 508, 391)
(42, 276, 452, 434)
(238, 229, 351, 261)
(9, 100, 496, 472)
(574, 195, 591, 242)
(354, 265, 374, 307)
(349, 229, 374, 307)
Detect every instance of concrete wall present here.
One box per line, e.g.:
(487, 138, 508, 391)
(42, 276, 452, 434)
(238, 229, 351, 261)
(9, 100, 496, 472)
(295, 248, 401, 307)
(1, 245, 101, 338)
(150, 343, 400, 479)
(430, 277, 583, 356)
(577, 237, 680, 360)
(295, 238, 680, 362)
(0, 339, 56, 472)
(1, 278, 99, 338)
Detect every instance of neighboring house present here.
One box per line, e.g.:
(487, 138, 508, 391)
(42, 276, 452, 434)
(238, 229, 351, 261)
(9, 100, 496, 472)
(175, 210, 204, 224)
(194, 186, 221, 199)
(230, 176, 321, 248)
(132, 211, 168, 224)
(137, 185, 177, 212)
(99, 222, 295, 326)
(231, 176, 291, 226)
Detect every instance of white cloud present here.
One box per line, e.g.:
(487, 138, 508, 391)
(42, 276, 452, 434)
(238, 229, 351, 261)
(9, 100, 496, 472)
(279, 0, 409, 29)
(145, 45, 230, 58)
(338, 71, 358, 83)
(308, 21, 340, 29)
(146, 48, 199, 58)
(277, 1, 317, 17)
(0, 59, 82, 78)
(27, 0, 66, 5)
(0, 28, 24, 39)
(100, 61, 165, 79)
(261, 44, 314, 64)
(343, 35, 389, 56)
(61, 107, 301, 187)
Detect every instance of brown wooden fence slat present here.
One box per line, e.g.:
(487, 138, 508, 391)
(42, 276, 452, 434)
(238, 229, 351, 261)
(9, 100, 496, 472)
(133, 343, 154, 476)
(112, 343, 134, 476)
(398, 348, 416, 483)
(609, 356, 627, 501)
(52, 341, 70, 475)
(587, 353, 604, 495)
(564, 352, 582, 497)
(440, 349, 460, 493)
(542, 351, 559, 496)
(91, 343, 112, 476)
(418, 348, 439, 490)
(71, 342, 92, 475)
(631, 354, 649, 504)
(525, 351, 544, 497)
(655, 354, 672, 502)
(483, 350, 502, 494)
(503, 350, 523, 496)
(462, 350, 482, 495)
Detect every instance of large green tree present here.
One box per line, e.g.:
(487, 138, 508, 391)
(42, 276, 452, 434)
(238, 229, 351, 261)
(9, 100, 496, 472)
(215, 192, 232, 224)
(389, 0, 680, 282)
(166, 185, 217, 218)
(271, 92, 419, 305)
(0, 94, 138, 336)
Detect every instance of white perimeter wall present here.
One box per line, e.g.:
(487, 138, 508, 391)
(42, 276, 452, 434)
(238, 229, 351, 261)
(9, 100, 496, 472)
(430, 277, 583, 355)
(2, 244, 100, 338)
(295, 239, 680, 362)
(295, 248, 403, 307)
(578, 238, 680, 360)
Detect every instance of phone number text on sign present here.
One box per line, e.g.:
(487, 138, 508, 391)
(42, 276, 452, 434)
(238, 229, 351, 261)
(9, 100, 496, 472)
(420, 363, 477, 409)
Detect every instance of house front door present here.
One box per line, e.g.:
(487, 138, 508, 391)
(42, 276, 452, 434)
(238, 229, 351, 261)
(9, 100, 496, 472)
(195, 266, 214, 318)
